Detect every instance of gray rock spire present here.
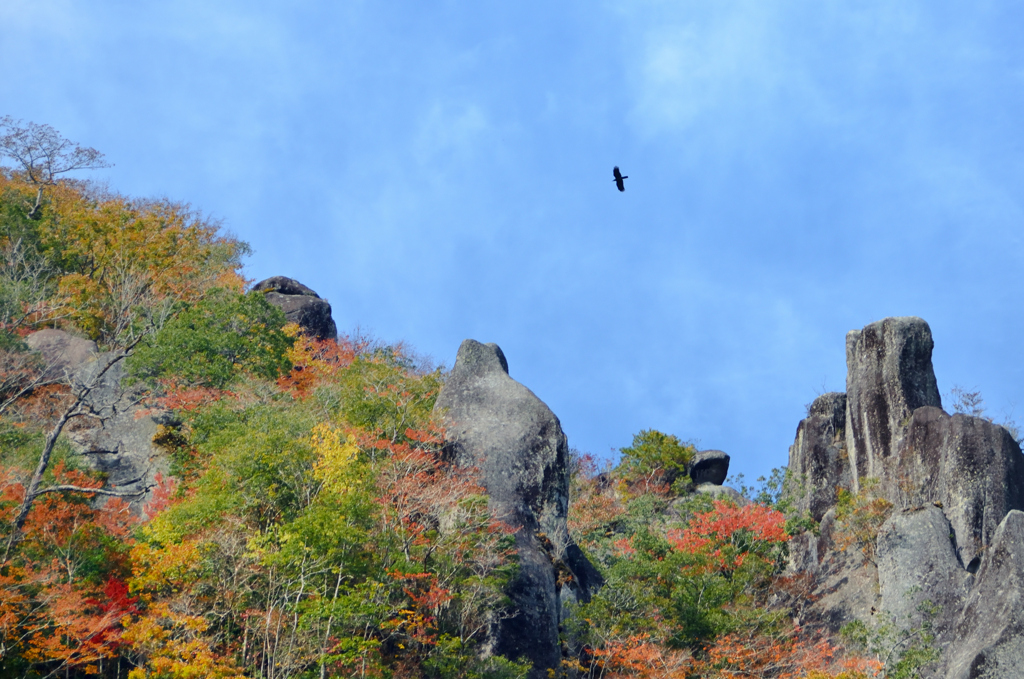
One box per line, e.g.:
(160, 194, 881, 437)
(434, 339, 600, 676)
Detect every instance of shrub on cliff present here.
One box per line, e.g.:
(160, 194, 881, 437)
(617, 428, 696, 494)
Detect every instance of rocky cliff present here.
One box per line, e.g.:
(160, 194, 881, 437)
(28, 287, 1024, 676)
(434, 339, 602, 677)
(787, 317, 1024, 678)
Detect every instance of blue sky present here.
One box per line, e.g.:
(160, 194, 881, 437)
(3, 2, 1023, 483)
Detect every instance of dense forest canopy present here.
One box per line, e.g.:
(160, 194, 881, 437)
(0, 120, 906, 678)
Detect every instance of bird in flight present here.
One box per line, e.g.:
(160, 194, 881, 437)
(613, 166, 628, 192)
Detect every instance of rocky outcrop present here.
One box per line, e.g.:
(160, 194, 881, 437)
(844, 317, 942, 493)
(63, 355, 170, 508)
(25, 328, 98, 381)
(801, 512, 880, 631)
(684, 448, 749, 503)
(694, 483, 748, 504)
(252, 276, 337, 340)
(788, 392, 850, 523)
(876, 506, 970, 640)
(435, 341, 567, 541)
(785, 392, 851, 578)
(689, 449, 730, 485)
(898, 407, 1024, 571)
(942, 510, 1024, 679)
(25, 330, 168, 510)
(785, 317, 1024, 676)
(434, 340, 600, 676)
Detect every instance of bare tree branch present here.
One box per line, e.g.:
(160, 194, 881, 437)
(0, 116, 111, 218)
(2, 338, 143, 563)
(0, 116, 111, 184)
(33, 483, 152, 498)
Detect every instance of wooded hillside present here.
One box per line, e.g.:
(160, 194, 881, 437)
(0, 120, 888, 678)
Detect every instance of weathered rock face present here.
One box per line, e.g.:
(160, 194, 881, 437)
(803, 516, 880, 631)
(684, 448, 750, 504)
(788, 392, 850, 522)
(876, 506, 970, 640)
(689, 449, 730, 485)
(66, 355, 171, 508)
(845, 317, 942, 492)
(252, 276, 337, 340)
(786, 317, 1024, 676)
(436, 341, 567, 539)
(24, 328, 98, 381)
(942, 510, 1024, 679)
(695, 483, 748, 504)
(785, 392, 850, 577)
(25, 330, 169, 510)
(434, 339, 600, 676)
(898, 407, 1024, 571)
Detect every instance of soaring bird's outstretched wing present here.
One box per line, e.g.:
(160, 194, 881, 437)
(613, 166, 628, 192)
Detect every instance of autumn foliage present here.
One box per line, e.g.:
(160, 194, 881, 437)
(0, 464, 139, 676)
(1, 120, 886, 678)
(107, 334, 519, 678)
(564, 452, 882, 679)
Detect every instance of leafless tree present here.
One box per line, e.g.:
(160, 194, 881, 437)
(0, 116, 111, 218)
(0, 234, 68, 334)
